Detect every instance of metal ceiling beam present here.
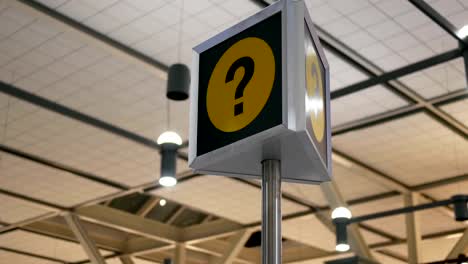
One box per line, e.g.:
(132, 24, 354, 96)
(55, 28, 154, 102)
(166, 206, 185, 225)
(447, 228, 468, 259)
(10, 0, 168, 75)
(210, 229, 252, 264)
(408, 0, 467, 46)
(75, 205, 182, 243)
(119, 256, 135, 264)
(182, 219, 245, 244)
(136, 196, 160, 217)
(64, 213, 106, 264)
(404, 193, 422, 264)
(331, 48, 464, 99)
(333, 88, 467, 136)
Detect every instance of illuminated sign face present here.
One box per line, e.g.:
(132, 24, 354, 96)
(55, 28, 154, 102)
(305, 23, 328, 166)
(196, 13, 282, 156)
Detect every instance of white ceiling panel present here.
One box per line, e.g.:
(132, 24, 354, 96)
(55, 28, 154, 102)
(153, 176, 307, 224)
(0, 249, 60, 264)
(0, 153, 118, 207)
(399, 58, 466, 99)
(331, 85, 408, 127)
(441, 98, 468, 127)
(283, 214, 335, 251)
(305, 0, 458, 72)
(332, 161, 392, 202)
(282, 182, 327, 207)
(0, 230, 112, 262)
(333, 113, 468, 185)
(324, 49, 368, 91)
(0, 193, 54, 223)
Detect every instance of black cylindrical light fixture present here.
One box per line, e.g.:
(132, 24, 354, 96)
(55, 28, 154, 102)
(157, 131, 182, 187)
(167, 64, 190, 100)
(163, 258, 173, 264)
(334, 218, 349, 252)
(453, 195, 468, 221)
(331, 207, 352, 252)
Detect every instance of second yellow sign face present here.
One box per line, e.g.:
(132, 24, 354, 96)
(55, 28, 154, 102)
(206, 37, 275, 133)
(305, 45, 325, 142)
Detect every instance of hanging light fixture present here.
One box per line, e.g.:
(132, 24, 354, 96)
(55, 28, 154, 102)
(157, 131, 182, 187)
(166, 0, 190, 101)
(331, 207, 352, 252)
(157, 0, 188, 187)
(453, 195, 468, 221)
(167, 63, 190, 100)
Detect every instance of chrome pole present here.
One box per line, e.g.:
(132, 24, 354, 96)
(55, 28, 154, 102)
(261, 159, 282, 264)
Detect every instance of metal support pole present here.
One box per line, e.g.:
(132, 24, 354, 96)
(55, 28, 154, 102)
(261, 159, 281, 264)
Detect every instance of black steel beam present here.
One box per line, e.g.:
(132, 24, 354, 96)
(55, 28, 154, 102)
(18, 0, 169, 72)
(0, 81, 160, 151)
(331, 48, 464, 99)
(0, 144, 128, 190)
(0, 246, 67, 263)
(348, 197, 458, 224)
(409, 0, 467, 46)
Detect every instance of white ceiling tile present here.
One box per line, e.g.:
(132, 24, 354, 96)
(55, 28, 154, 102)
(374, 0, 414, 17)
(196, 5, 235, 29)
(441, 98, 468, 127)
(283, 214, 335, 251)
(124, 0, 169, 12)
(348, 6, 387, 28)
(0, 153, 119, 207)
(0, 194, 54, 223)
(83, 12, 124, 33)
(394, 10, 432, 30)
(328, 0, 370, 15)
(366, 20, 404, 40)
(103, 1, 144, 24)
(150, 3, 181, 27)
(341, 30, 377, 50)
(325, 17, 360, 38)
(57, 1, 98, 21)
(308, 4, 342, 25)
(333, 113, 468, 185)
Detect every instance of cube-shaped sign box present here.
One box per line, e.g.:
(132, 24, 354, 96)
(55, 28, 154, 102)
(189, 0, 331, 184)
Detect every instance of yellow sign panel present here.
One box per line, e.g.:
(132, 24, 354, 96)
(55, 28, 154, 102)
(305, 43, 325, 142)
(206, 37, 276, 133)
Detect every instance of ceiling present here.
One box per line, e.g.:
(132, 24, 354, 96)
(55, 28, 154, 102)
(0, 0, 467, 263)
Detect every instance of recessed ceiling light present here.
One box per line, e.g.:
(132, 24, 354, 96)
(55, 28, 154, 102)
(159, 199, 167, 206)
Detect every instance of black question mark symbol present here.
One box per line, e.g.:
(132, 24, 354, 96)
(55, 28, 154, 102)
(225, 56, 255, 116)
